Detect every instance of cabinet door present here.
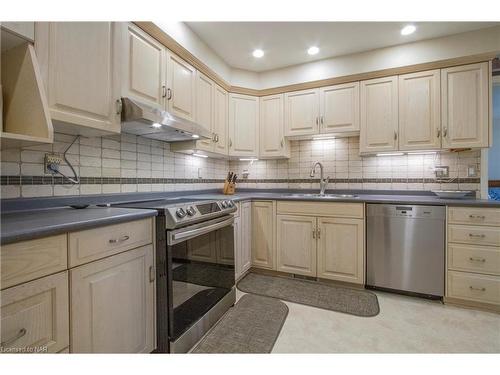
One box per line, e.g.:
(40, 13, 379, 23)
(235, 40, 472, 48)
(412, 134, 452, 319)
(398, 70, 441, 151)
(233, 216, 243, 279)
(260, 94, 289, 158)
(213, 84, 229, 155)
(195, 71, 215, 152)
(276, 215, 316, 277)
(122, 23, 166, 109)
(441, 62, 489, 148)
(1, 271, 69, 353)
(284, 88, 319, 136)
(251, 201, 275, 270)
(360, 76, 398, 153)
(228, 93, 259, 157)
(166, 51, 196, 122)
(317, 217, 365, 284)
(70, 245, 155, 353)
(319, 82, 360, 133)
(240, 202, 252, 275)
(35, 22, 121, 134)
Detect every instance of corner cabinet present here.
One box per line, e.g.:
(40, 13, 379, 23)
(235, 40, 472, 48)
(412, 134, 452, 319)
(360, 75, 399, 153)
(228, 93, 259, 157)
(441, 62, 490, 149)
(35, 22, 122, 136)
(260, 94, 290, 158)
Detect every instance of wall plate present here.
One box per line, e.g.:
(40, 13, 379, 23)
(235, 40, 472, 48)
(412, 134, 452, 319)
(44, 153, 63, 174)
(434, 166, 449, 179)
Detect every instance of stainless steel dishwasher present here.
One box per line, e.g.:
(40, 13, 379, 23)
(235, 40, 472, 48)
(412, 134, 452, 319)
(366, 204, 445, 298)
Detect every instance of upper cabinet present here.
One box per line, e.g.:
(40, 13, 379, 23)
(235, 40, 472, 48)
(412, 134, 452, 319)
(195, 71, 216, 152)
(35, 22, 122, 136)
(166, 51, 196, 122)
(441, 62, 489, 149)
(319, 82, 360, 134)
(121, 23, 166, 109)
(284, 88, 319, 137)
(213, 84, 229, 155)
(228, 93, 259, 157)
(398, 70, 441, 151)
(260, 94, 290, 158)
(360, 76, 399, 153)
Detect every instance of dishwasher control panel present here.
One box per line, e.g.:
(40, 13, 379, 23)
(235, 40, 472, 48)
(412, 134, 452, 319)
(367, 204, 445, 219)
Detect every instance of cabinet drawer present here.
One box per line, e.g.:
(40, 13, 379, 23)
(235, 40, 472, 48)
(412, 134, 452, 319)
(68, 218, 152, 267)
(1, 271, 69, 353)
(448, 225, 500, 247)
(277, 201, 364, 218)
(448, 207, 500, 227)
(448, 244, 500, 276)
(1, 234, 67, 289)
(447, 271, 500, 305)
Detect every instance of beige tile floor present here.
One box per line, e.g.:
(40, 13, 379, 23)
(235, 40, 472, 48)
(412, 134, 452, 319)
(236, 289, 500, 353)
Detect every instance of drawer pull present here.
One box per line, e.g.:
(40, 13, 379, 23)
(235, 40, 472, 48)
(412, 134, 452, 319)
(469, 286, 486, 292)
(469, 214, 486, 220)
(469, 257, 486, 263)
(1, 328, 27, 347)
(149, 266, 155, 283)
(468, 233, 486, 239)
(109, 235, 130, 244)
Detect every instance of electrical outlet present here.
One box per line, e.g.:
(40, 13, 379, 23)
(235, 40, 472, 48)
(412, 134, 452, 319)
(467, 165, 478, 177)
(44, 153, 63, 174)
(434, 166, 449, 179)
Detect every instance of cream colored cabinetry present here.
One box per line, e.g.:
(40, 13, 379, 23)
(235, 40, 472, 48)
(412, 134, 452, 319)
(446, 206, 500, 310)
(70, 245, 155, 353)
(35, 22, 122, 135)
(441, 62, 489, 148)
(1, 271, 69, 353)
(398, 70, 441, 151)
(360, 76, 399, 153)
(166, 51, 196, 122)
(259, 94, 290, 158)
(251, 201, 275, 270)
(284, 89, 319, 137)
(275, 201, 365, 284)
(121, 23, 166, 109)
(276, 215, 316, 276)
(319, 82, 360, 134)
(228, 93, 259, 157)
(213, 84, 229, 154)
(235, 201, 252, 279)
(195, 71, 216, 152)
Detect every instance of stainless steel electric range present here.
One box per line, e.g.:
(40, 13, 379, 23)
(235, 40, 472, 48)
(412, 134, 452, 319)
(113, 197, 237, 353)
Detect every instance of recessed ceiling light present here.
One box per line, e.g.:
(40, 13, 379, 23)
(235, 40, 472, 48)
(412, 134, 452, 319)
(307, 46, 319, 55)
(401, 25, 416, 36)
(252, 49, 264, 58)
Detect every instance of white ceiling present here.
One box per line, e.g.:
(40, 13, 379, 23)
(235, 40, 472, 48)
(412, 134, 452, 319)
(185, 22, 499, 72)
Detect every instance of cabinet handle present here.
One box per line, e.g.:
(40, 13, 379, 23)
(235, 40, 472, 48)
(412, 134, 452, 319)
(394, 131, 398, 140)
(443, 127, 448, 137)
(280, 138, 284, 148)
(229, 138, 232, 148)
(312, 228, 316, 239)
(1, 328, 27, 347)
(116, 99, 123, 115)
(317, 228, 321, 239)
(437, 129, 441, 138)
(162, 85, 167, 98)
(469, 286, 486, 292)
(469, 214, 486, 220)
(167, 88, 172, 100)
(468, 233, 486, 239)
(149, 266, 155, 283)
(215, 134, 219, 143)
(469, 257, 486, 263)
(315, 117, 319, 125)
(320, 116, 324, 125)
(109, 235, 130, 244)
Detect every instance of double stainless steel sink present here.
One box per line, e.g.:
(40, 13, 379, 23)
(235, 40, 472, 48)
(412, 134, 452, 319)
(284, 193, 359, 199)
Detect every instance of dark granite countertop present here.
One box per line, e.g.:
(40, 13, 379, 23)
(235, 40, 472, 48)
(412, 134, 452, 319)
(0, 206, 157, 245)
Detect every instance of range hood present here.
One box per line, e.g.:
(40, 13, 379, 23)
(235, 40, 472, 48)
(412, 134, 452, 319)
(120, 97, 211, 142)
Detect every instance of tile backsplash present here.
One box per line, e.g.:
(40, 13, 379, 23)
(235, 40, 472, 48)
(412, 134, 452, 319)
(1, 134, 480, 199)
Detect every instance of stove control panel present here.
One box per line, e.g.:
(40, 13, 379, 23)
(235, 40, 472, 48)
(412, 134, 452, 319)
(165, 199, 237, 229)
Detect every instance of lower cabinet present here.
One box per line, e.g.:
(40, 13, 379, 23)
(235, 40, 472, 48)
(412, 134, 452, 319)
(276, 215, 317, 276)
(317, 217, 365, 284)
(235, 201, 252, 279)
(70, 245, 155, 353)
(1, 271, 69, 353)
(251, 201, 276, 270)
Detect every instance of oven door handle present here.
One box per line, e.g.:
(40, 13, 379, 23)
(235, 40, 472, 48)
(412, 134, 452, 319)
(169, 216, 234, 244)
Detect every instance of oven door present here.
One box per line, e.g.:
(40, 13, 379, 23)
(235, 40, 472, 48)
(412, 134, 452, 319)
(167, 215, 235, 348)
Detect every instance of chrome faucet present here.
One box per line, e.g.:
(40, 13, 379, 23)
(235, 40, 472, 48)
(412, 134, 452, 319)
(310, 161, 330, 196)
